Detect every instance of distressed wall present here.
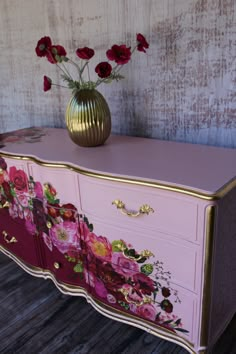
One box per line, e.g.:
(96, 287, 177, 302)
(0, 0, 235, 147)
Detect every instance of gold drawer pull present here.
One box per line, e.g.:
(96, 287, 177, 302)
(0, 201, 10, 209)
(2, 230, 18, 244)
(53, 262, 60, 270)
(112, 200, 154, 217)
(119, 288, 153, 307)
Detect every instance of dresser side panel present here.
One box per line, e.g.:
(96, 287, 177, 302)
(209, 187, 236, 345)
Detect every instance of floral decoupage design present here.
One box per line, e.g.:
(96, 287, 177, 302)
(0, 157, 189, 335)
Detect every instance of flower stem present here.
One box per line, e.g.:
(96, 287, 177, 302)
(52, 83, 70, 89)
(68, 59, 84, 84)
(62, 62, 73, 80)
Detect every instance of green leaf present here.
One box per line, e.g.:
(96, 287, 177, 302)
(112, 240, 126, 252)
(137, 257, 147, 263)
(140, 263, 154, 275)
(73, 262, 83, 273)
(175, 328, 189, 333)
(127, 249, 136, 257)
(163, 319, 173, 324)
(155, 312, 161, 321)
(88, 223, 93, 232)
(175, 318, 182, 325)
(10, 188, 16, 197)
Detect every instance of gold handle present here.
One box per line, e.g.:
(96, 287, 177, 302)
(119, 288, 153, 306)
(2, 230, 18, 244)
(0, 201, 10, 209)
(112, 200, 154, 217)
(53, 262, 60, 270)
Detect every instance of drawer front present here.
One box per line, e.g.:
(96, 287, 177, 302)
(84, 220, 199, 293)
(79, 175, 198, 242)
(40, 234, 90, 291)
(0, 209, 40, 267)
(28, 164, 81, 211)
(83, 218, 197, 341)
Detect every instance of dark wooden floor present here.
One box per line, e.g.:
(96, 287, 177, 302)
(0, 253, 235, 354)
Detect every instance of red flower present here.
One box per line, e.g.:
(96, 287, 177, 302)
(133, 272, 155, 295)
(0, 157, 7, 170)
(106, 44, 131, 65)
(60, 203, 77, 221)
(136, 33, 149, 53)
(95, 62, 112, 78)
(76, 47, 95, 60)
(47, 203, 60, 218)
(160, 299, 173, 313)
(46, 45, 67, 64)
(35, 36, 52, 57)
(9, 167, 28, 192)
(162, 287, 171, 298)
(43, 76, 52, 92)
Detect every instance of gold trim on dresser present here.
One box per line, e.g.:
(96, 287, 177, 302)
(0, 244, 197, 354)
(112, 199, 154, 217)
(0, 151, 235, 201)
(200, 205, 216, 348)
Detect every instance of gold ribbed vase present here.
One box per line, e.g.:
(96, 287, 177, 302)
(65, 89, 111, 147)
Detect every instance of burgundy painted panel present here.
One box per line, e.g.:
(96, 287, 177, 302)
(0, 209, 39, 267)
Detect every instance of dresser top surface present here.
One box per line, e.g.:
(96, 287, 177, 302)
(0, 127, 235, 196)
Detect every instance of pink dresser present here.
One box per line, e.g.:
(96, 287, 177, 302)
(0, 128, 235, 354)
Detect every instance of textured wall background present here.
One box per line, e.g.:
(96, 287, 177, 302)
(0, 0, 235, 147)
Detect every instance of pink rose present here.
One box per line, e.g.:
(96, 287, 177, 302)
(137, 303, 157, 321)
(9, 167, 28, 192)
(50, 221, 79, 254)
(111, 252, 139, 277)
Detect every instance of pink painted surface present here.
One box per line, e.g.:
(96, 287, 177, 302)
(79, 175, 198, 243)
(0, 130, 235, 353)
(1, 128, 236, 195)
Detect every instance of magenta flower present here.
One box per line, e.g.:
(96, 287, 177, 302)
(50, 221, 79, 254)
(111, 252, 139, 277)
(86, 232, 112, 261)
(34, 181, 44, 199)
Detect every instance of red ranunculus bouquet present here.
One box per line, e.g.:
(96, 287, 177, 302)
(35, 34, 149, 93)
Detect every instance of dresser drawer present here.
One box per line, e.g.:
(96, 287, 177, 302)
(0, 208, 40, 267)
(82, 219, 200, 293)
(79, 175, 198, 242)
